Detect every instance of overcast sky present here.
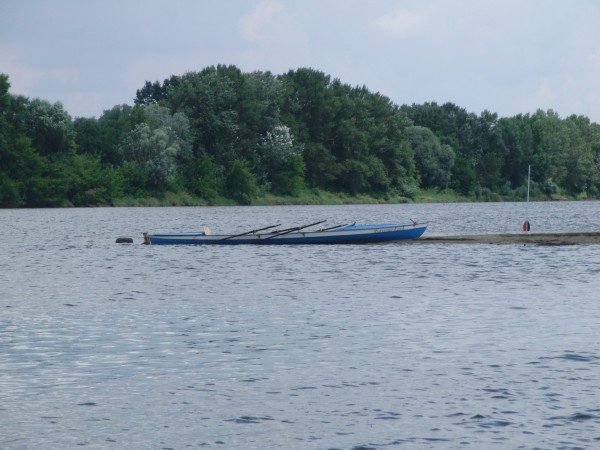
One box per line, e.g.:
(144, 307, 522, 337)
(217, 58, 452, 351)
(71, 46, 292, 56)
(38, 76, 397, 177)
(2, 0, 600, 123)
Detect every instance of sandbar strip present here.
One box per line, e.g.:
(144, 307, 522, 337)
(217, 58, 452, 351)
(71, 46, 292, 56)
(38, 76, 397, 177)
(416, 232, 600, 245)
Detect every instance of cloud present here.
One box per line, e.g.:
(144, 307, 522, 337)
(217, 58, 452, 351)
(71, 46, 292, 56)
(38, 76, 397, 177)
(552, 46, 600, 123)
(535, 78, 558, 106)
(0, 44, 78, 97)
(374, 6, 438, 37)
(122, 54, 198, 91)
(60, 91, 112, 118)
(239, 0, 286, 41)
(3, 1, 599, 122)
(237, 0, 310, 73)
(523, 44, 600, 122)
(582, 47, 600, 123)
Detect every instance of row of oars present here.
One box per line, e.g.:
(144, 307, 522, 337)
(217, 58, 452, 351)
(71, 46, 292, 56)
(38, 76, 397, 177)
(219, 220, 349, 241)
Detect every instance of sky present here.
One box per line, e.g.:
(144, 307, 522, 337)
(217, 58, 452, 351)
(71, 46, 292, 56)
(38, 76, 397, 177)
(2, 0, 600, 123)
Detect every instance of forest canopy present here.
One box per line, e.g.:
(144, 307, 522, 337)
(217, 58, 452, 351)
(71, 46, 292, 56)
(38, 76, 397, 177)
(1, 66, 599, 207)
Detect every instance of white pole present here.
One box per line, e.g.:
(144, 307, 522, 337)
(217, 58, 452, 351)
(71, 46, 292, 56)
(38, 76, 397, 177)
(527, 164, 530, 204)
(523, 165, 531, 232)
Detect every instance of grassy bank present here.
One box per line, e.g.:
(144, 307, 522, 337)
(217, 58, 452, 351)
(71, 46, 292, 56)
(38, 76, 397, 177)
(107, 187, 594, 207)
(110, 189, 417, 207)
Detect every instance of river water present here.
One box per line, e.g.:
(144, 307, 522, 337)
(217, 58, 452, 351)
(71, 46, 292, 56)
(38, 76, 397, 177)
(1, 202, 600, 449)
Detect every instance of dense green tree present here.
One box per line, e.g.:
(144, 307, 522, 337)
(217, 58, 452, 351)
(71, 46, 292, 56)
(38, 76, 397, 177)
(118, 105, 192, 192)
(303, 142, 338, 188)
(401, 102, 469, 151)
(135, 80, 165, 106)
(96, 104, 146, 165)
(405, 126, 455, 189)
(12, 97, 75, 158)
(225, 159, 258, 204)
(0, 74, 23, 206)
(279, 68, 337, 144)
(62, 154, 123, 206)
(118, 162, 148, 197)
(497, 114, 534, 188)
(0, 74, 8, 109)
(338, 158, 371, 194)
(181, 151, 222, 201)
(562, 115, 598, 194)
(365, 97, 415, 192)
(135, 75, 181, 106)
(475, 110, 506, 189)
(451, 156, 477, 195)
(279, 71, 417, 195)
(4, 67, 600, 207)
(165, 66, 241, 165)
(73, 117, 102, 156)
(529, 109, 567, 186)
(243, 71, 283, 133)
(258, 124, 305, 193)
(270, 154, 305, 196)
(0, 74, 55, 206)
(402, 102, 508, 189)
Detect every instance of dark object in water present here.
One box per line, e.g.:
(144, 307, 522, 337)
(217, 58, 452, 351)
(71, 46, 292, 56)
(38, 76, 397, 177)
(115, 237, 134, 244)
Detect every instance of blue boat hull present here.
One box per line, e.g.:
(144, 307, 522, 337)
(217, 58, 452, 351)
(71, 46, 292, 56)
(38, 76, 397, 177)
(144, 224, 427, 245)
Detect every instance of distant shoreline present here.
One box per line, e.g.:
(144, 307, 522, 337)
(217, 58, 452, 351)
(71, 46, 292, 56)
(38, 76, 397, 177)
(104, 189, 598, 208)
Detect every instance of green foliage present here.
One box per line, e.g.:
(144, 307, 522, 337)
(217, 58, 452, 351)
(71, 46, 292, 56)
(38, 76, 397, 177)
(118, 104, 193, 192)
(562, 115, 598, 193)
(95, 104, 146, 165)
(73, 117, 102, 156)
(0, 174, 22, 207)
(279, 68, 336, 144)
(451, 156, 477, 195)
(164, 66, 242, 166)
(496, 110, 600, 195)
(270, 155, 305, 196)
(182, 151, 222, 202)
(335, 159, 363, 194)
(12, 97, 75, 158)
(405, 126, 455, 189)
(2, 68, 600, 208)
(118, 162, 148, 197)
(0, 74, 9, 109)
(135, 80, 166, 106)
(303, 142, 339, 189)
(474, 186, 500, 202)
(63, 154, 123, 206)
(402, 103, 505, 189)
(225, 159, 258, 205)
(279, 70, 416, 195)
(23, 159, 69, 207)
(0, 74, 58, 207)
(258, 124, 305, 194)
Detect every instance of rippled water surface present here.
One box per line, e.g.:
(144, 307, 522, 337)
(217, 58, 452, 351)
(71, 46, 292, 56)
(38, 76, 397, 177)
(2, 202, 600, 449)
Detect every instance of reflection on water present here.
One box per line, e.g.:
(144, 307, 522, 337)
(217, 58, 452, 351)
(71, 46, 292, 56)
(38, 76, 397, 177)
(1, 202, 600, 448)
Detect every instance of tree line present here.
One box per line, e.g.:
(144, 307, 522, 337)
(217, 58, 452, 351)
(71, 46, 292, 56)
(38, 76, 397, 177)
(1, 66, 599, 208)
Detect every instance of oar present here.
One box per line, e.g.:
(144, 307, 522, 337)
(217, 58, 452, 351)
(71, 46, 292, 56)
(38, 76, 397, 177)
(219, 223, 281, 241)
(267, 220, 326, 235)
(264, 219, 327, 240)
(318, 223, 349, 232)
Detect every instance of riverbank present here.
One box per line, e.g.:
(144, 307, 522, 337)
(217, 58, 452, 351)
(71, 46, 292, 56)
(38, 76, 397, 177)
(109, 188, 587, 207)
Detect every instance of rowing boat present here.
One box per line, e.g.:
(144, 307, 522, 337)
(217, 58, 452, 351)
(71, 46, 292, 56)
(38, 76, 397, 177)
(142, 220, 427, 245)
